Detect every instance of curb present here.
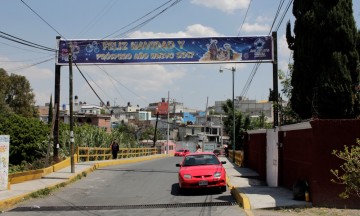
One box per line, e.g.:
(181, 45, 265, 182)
(226, 175, 252, 210)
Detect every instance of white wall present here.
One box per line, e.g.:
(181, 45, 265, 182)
(266, 127, 279, 187)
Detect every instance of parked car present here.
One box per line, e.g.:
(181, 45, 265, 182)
(174, 149, 190, 157)
(175, 152, 227, 193)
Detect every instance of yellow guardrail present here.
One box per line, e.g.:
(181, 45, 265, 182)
(76, 147, 157, 162)
(9, 147, 157, 185)
(228, 150, 244, 167)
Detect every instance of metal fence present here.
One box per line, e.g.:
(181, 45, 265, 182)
(76, 147, 158, 162)
(228, 150, 244, 167)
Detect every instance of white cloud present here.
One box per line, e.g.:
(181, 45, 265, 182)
(278, 34, 292, 72)
(240, 23, 270, 34)
(279, 34, 291, 59)
(191, 0, 250, 14)
(74, 64, 186, 105)
(131, 24, 222, 38)
(0, 56, 53, 80)
(256, 16, 273, 23)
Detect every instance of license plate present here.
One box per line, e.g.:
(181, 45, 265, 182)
(199, 181, 208, 186)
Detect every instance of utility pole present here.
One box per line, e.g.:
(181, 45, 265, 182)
(153, 112, 159, 148)
(272, 31, 279, 128)
(54, 36, 61, 163)
(68, 43, 75, 173)
(219, 66, 236, 163)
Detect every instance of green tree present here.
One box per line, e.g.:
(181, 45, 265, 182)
(58, 123, 111, 158)
(286, 0, 359, 119)
(0, 69, 38, 118)
(0, 113, 49, 165)
(331, 139, 360, 199)
(278, 68, 301, 125)
(221, 99, 251, 150)
(139, 125, 163, 142)
(249, 112, 272, 129)
(111, 124, 137, 148)
(0, 69, 11, 114)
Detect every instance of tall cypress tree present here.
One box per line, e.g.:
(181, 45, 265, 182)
(286, 0, 359, 119)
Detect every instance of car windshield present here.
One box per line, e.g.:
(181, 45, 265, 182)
(177, 150, 184, 152)
(183, 154, 220, 166)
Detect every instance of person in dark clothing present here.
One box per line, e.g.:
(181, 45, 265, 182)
(110, 141, 119, 159)
(224, 146, 229, 157)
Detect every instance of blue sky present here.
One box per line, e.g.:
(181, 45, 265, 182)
(1, 0, 359, 110)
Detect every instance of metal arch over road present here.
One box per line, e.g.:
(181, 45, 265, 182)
(53, 33, 279, 162)
(56, 36, 273, 65)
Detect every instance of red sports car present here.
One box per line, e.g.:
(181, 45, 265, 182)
(174, 149, 190, 157)
(176, 152, 227, 192)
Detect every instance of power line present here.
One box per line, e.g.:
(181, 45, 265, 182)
(238, 0, 293, 100)
(0, 53, 55, 62)
(121, 0, 182, 38)
(74, 63, 111, 111)
(4, 57, 54, 73)
(0, 31, 56, 52)
(76, 66, 115, 104)
(237, 0, 252, 36)
(106, 0, 182, 39)
(239, 61, 262, 98)
(20, 0, 65, 39)
(268, 0, 285, 34)
(0, 41, 53, 55)
(103, 0, 178, 39)
(76, 0, 118, 38)
(96, 65, 150, 105)
(96, 65, 129, 105)
(274, 0, 294, 32)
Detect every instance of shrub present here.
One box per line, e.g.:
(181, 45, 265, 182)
(331, 139, 360, 199)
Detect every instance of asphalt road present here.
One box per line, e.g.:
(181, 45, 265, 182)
(6, 157, 245, 216)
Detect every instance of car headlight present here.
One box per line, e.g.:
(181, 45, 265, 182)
(214, 172, 222, 178)
(183, 174, 192, 179)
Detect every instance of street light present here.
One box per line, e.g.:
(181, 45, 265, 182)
(219, 66, 236, 163)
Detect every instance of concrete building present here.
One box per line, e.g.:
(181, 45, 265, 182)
(214, 97, 273, 123)
(61, 114, 111, 133)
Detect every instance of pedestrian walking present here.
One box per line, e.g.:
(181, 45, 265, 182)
(110, 141, 119, 159)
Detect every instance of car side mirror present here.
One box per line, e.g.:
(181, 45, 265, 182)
(176, 163, 181, 167)
(221, 161, 226, 164)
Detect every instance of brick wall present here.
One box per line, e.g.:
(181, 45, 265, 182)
(244, 119, 360, 208)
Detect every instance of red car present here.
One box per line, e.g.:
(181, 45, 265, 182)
(176, 152, 227, 193)
(174, 149, 190, 157)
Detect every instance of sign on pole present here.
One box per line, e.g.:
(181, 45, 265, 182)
(0, 135, 10, 191)
(56, 36, 273, 65)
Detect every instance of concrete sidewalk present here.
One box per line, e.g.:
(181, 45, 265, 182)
(0, 163, 95, 210)
(222, 156, 309, 210)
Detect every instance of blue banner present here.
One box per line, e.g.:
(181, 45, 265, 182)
(56, 36, 273, 65)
